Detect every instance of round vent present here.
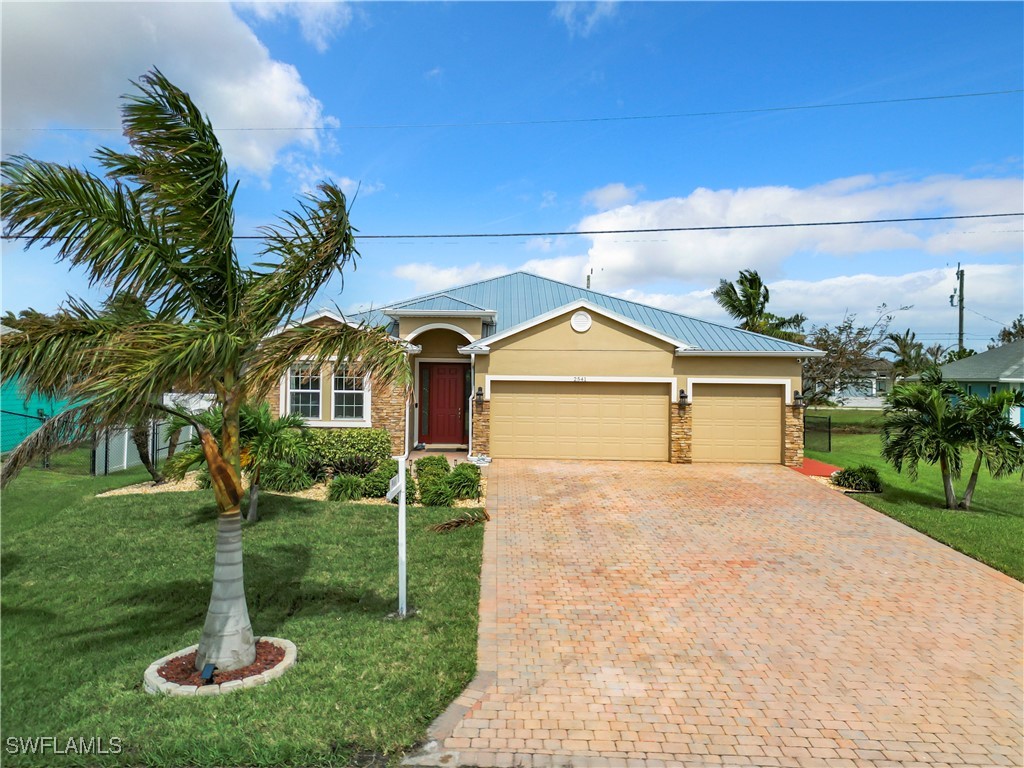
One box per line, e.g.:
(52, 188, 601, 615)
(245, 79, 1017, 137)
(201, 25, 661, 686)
(570, 310, 592, 333)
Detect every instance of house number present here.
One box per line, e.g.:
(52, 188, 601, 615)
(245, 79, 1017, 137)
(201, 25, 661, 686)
(573, 376, 587, 382)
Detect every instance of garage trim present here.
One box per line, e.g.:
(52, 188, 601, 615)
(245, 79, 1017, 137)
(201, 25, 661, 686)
(685, 376, 795, 404)
(485, 375, 678, 400)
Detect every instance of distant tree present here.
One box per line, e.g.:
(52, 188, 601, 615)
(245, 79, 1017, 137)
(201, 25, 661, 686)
(879, 329, 928, 380)
(989, 314, 1024, 349)
(802, 307, 894, 405)
(942, 347, 976, 364)
(924, 343, 947, 365)
(712, 269, 807, 342)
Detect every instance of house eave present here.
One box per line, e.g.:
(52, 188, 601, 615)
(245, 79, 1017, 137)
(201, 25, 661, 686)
(386, 309, 497, 319)
(674, 349, 825, 358)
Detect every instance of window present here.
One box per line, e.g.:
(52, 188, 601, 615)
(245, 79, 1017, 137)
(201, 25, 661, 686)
(333, 366, 366, 420)
(289, 363, 321, 419)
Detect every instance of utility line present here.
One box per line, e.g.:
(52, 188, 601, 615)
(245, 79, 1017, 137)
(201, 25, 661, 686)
(4, 89, 1021, 133)
(2, 212, 1021, 243)
(965, 307, 1011, 327)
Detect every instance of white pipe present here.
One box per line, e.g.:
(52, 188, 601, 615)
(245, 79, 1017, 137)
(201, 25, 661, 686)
(467, 353, 475, 458)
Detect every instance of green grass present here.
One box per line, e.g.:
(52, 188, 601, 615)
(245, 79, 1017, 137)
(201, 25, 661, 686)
(808, 430, 1024, 581)
(805, 407, 885, 433)
(1, 476, 484, 767)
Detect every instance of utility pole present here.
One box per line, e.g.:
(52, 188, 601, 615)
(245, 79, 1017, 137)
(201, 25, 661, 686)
(949, 263, 965, 352)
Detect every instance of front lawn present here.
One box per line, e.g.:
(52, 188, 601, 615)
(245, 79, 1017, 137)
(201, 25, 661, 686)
(807, 431, 1023, 581)
(1, 476, 483, 767)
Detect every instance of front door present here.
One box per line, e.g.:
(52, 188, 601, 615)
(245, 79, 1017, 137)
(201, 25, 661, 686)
(420, 363, 468, 444)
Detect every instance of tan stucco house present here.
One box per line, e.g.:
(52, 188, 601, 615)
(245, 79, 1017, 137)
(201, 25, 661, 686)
(267, 272, 823, 466)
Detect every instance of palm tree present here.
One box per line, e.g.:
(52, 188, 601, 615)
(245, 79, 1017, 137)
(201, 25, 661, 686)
(957, 390, 1024, 510)
(0, 70, 411, 671)
(881, 371, 968, 509)
(879, 329, 927, 380)
(712, 269, 806, 342)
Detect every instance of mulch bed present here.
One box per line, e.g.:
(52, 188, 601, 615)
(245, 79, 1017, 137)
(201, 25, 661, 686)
(157, 640, 285, 686)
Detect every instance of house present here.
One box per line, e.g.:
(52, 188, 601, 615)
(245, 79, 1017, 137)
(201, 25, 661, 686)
(833, 359, 894, 408)
(934, 340, 1024, 426)
(266, 272, 823, 465)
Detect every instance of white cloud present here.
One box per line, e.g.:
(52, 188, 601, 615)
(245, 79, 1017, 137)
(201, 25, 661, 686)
(237, 1, 354, 53)
(582, 182, 644, 211)
(281, 155, 384, 197)
(540, 190, 558, 209)
(574, 174, 1023, 291)
(552, 2, 618, 38)
(424, 66, 444, 80)
(1, 2, 337, 178)
(392, 263, 510, 294)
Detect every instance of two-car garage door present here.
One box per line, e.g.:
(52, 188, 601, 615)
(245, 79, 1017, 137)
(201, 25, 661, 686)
(490, 381, 669, 461)
(489, 380, 785, 463)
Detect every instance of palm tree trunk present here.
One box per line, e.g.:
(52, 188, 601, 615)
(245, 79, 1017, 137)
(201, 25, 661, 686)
(164, 426, 183, 460)
(246, 470, 260, 523)
(958, 453, 984, 511)
(939, 455, 958, 509)
(196, 509, 256, 671)
(130, 421, 163, 483)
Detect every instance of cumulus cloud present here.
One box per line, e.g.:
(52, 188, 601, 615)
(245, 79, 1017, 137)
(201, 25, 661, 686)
(574, 174, 1023, 291)
(237, 1, 354, 53)
(1, 2, 337, 178)
(552, 2, 618, 37)
(392, 262, 510, 294)
(582, 182, 644, 211)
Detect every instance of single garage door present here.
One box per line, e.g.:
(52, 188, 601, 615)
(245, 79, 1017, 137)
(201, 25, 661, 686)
(691, 383, 783, 463)
(490, 381, 669, 461)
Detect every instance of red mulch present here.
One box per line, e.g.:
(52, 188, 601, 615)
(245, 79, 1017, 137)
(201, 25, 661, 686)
(793, 458, 842, 477)
(157, 640, 285, 687)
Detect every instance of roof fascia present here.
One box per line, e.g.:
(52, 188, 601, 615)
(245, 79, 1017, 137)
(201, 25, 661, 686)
(386, 309, 497, 319)
(461, 299, 692, 354)
(674, 349, 825, 358)
(264, 309, 408, 348)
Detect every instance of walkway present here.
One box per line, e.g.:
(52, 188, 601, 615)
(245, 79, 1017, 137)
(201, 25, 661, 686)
(407, 460, 1023, 768)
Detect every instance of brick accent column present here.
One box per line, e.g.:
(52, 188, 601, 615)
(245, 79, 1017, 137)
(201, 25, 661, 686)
(670, 403, 692, 463)
(472, 401, 490, 457)
(371, 380, 408, 455)
(784, 404, 804, 467)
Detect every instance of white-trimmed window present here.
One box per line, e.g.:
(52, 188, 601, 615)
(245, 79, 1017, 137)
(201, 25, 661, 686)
(333, 366, 367, 420)
(288, 363, 321, 419)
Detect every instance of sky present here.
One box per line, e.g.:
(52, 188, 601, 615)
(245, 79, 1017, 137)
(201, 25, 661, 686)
(2, 0, 1022, 350)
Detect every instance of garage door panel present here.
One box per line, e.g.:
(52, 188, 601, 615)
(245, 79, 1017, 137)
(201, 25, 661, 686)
(490, 381, 669, 461)
(691, 383, 783, 464)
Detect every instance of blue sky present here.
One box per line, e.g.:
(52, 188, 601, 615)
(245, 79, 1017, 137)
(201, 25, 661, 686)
(2, 1, 1022, 348)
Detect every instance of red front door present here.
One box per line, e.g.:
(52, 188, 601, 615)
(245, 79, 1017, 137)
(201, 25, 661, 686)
(421, 363, 468, 444)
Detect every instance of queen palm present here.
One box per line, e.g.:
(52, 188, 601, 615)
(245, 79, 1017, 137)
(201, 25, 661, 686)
(0, 70, 410, 671)
(712, 269, 806, 342)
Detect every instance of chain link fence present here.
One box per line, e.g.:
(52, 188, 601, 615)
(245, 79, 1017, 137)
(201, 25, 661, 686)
(804, 414, 832, 453)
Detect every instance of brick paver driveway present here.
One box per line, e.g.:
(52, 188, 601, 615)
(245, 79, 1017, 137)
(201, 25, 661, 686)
(408, 461, 1023, 768)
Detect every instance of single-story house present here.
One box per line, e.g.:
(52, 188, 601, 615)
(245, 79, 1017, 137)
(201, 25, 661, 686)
(933, 340, 1024, 426)
(266, 272, 823, 465)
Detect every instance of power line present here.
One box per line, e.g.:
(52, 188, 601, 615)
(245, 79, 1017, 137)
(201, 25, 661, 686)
(4, 89, 1021, 133)
(965, 307, 1010, 327)
(3, 212, 1021, 243)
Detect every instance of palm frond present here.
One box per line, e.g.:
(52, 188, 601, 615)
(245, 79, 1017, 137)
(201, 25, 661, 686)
(1, 402, 106, 488)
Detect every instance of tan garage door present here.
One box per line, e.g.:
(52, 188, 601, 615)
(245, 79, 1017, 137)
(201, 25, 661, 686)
(691, 383, 783, 463)
(490, 381, 669, 461)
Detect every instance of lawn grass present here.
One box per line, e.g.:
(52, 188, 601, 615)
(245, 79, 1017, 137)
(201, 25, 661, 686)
(1, 478, 484, 767)
(807, 430, 1024, 581)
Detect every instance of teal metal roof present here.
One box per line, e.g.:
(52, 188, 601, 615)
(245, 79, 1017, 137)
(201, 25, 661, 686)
(351, 271, 818, 354)
(386, 294, 492, 314)
(937, 340, 1024, 382)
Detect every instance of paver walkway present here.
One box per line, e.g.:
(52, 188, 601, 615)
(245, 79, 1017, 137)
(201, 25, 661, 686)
(407, 461, 1023, 768)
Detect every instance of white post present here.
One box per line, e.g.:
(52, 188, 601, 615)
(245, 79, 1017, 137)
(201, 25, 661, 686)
(397, 456, 407, 617)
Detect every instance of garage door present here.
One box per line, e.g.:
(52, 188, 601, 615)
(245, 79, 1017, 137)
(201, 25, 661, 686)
(691, 383, 783, 463)
(490, 381, 669, 461)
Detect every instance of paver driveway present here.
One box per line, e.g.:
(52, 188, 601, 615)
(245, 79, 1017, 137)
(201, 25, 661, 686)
(408, 461, 1023, 768)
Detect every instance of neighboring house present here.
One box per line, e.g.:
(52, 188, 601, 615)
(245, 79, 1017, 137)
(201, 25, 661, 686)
(834, 359, 894, 408)
(1, 324, 73, 452)
(266, 272, 823, 466)
(933, 340, 1024, 426)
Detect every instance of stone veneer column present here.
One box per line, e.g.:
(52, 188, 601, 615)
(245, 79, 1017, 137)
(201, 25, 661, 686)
(784, 404, 805, 467)
(669, 403, 692, 464)
(472, 401, 490, 457)
(370, 380, 409, 455)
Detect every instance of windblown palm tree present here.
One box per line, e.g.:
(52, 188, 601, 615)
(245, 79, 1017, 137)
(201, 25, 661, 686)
(957, 390, 1024, 510)
(1, 70, 411, 671)
(879, 329, 927, 380)
(712, 269, 806, 342)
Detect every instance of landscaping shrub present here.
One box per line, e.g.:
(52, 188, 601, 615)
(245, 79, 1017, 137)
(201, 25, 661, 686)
(328, 473, 364, 501)
(390, 469, 417, 505)
(305, 456, 331, 482)
(195, 466, 211, 489)
(414, 455, 451, 477)
(260, 460, 314, 493)
(333, 454, 379, 478)
(419, 472, 455, 507)
(304, 429, 392, 468)
(832, 465, 882, 493)
(448, 462, 481, 500)
(362, 458, 399, 499)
